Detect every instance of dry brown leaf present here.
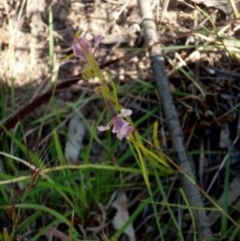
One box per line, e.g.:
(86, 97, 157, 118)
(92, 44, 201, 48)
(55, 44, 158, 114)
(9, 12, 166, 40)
(208, 176, 240, 225)
(178, 0, 240, 14)
(46, 227, 69, 241)
(64, 114, 86, 164)
(111, 191, 136, 241)
(219, 123, 231, 148)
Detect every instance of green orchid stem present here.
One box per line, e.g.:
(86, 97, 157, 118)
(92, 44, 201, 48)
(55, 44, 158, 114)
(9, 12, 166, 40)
(75, 37, 170, 181)
(75, 37, 103, 81)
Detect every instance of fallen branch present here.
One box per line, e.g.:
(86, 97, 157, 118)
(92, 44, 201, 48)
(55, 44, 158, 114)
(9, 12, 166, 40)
(137, 0, 212, 240)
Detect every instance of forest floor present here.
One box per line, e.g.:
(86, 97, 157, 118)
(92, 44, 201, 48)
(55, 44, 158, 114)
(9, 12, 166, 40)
(1, 0, 240, 240)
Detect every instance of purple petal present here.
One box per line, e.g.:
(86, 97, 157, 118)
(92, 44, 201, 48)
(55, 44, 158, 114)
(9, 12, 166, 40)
(98, 125, 110, 131)
(120, 125, 133, 140)
(94, 35, 102, 48)
(113, 124, 133, 140)
(118, 109, 132, 117)
(72, 37, 91, 59)
(112, 117, 133, 140)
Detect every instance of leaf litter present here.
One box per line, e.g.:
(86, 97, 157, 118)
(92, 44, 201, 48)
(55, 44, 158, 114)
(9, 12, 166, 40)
(1, 0, 240, 240)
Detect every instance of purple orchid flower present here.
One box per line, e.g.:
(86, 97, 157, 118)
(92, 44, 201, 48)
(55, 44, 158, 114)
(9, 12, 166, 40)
(98, 109, 133, 140)
(94, 35, 102, 48)
(72, 34, 102, 60)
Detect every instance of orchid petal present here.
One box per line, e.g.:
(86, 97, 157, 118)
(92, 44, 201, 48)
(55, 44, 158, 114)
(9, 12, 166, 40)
(98, 108, 133, 140)
(118, 109, 132, 117)
(72, 37, 91, 59)
(112, 116, 133, 140)
(98, 125, 110, 131)
(94, 35, 102, 48)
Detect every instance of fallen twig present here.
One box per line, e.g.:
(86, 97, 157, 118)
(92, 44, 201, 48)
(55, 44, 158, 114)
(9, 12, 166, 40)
(137, 0, 212, 239)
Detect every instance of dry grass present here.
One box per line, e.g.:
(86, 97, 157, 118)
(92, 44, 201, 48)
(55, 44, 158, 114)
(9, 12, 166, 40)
(1, 0, 240, 240)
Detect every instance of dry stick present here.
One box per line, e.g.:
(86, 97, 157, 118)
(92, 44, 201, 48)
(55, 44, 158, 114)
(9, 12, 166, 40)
(137, 0, 212, 240)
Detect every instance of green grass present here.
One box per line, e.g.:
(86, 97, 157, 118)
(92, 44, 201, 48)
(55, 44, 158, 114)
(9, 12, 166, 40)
(1, 1, 240, 241)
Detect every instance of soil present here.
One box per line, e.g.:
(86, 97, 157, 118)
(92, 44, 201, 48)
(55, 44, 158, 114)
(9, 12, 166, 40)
(1, 0, 240, 240)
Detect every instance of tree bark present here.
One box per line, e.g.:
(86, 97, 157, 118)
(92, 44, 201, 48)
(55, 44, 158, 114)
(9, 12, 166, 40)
(137, 0, 212, 240)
